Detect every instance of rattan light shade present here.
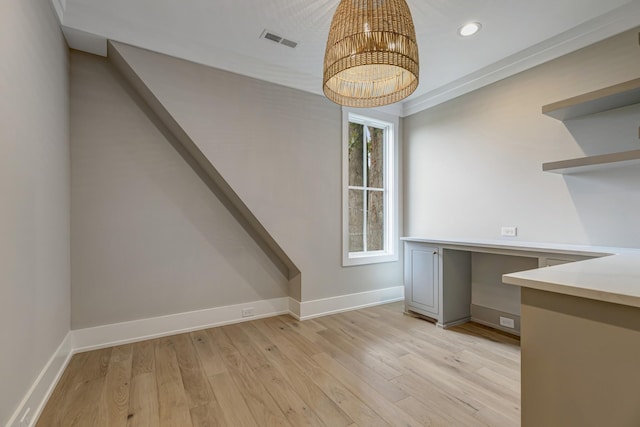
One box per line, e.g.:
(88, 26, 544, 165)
(323, 0, 419, 107)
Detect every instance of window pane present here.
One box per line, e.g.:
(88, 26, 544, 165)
(367, 190, 384, 251)
(367, 126, 384, 189)
(348, 122, 364, 187)
(348, 189, 364, 252)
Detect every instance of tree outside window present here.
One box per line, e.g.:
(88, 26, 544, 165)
(348, 122, 385, 253)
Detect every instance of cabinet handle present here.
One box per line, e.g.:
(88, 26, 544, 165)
(433, 251, 438, 255)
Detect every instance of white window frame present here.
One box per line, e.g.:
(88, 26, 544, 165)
(342, 108, 399, 266)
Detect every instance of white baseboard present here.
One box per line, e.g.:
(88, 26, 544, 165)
(72, 297, 290, 352)
(7, 332, 73, 427)
(298, 286, 404, 320)
(68, 288, 404, 351)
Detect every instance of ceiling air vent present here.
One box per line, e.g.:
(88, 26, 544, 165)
(280, 38, 298, 48)
(260, 30, 298, 49)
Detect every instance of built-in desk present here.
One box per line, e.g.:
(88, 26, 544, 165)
(404, 237, 640, 427)
(401, 237, 605, 332)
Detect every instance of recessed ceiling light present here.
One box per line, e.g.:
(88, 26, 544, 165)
(458, 22, 482, 37)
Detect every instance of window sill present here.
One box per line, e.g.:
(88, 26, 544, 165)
(343, 252, 398, 267)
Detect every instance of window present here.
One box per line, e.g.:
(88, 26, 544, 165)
(342, 110, 398, 266)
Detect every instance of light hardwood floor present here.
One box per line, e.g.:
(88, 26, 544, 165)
(37, 302, 521, 426)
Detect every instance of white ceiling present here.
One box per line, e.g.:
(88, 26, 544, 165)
(53, 0, 640, 116)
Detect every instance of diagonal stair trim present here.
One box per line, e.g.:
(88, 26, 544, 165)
(107, 41, 301, 288)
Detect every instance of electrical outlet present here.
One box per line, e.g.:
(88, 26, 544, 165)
(501, 226, 517, 237)
(20, 407, 31, 427)
(241, 307, 255, 318)
(499, 316, 515, 329)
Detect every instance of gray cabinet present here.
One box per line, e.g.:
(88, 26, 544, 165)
(404, 242, 472, 328)
(405, 243, 439, 317)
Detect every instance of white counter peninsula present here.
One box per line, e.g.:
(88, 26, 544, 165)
(503, 249, 640, 427)
(402, 237, 640, 427)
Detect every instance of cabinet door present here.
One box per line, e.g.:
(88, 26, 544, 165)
(407, 244, 439, 316)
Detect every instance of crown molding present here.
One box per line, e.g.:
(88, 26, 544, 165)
(61, 26, 107, 56)
(401, 1, 640, 117)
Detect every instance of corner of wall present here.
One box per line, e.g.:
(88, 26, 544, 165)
(6, 333, 74, 427)
(288, 272, 302, 302)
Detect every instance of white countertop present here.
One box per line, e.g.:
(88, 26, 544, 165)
(402, 237, 640, 309)
(503, 252, 640, 308)
(401, 236, 623, 257)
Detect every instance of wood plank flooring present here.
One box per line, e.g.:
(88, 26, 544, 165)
(37, 302, 521, 426)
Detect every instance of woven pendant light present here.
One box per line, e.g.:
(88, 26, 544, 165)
(323, 0, 419, 107)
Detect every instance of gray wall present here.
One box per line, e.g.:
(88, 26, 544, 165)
(404, 27, 640, 248)
(70, 46, 403, 327)
(471, 253, 538, 316)
(404, 28, 640, 319)
(73, 42, 403, 314)
(0, 1, 70, 424)
(70, 52, 290, 328)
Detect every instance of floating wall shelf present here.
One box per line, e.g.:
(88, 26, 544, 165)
(542, 76, 640, 174)
(542, 78, 640, 120)
(543, 149, 640, 174)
